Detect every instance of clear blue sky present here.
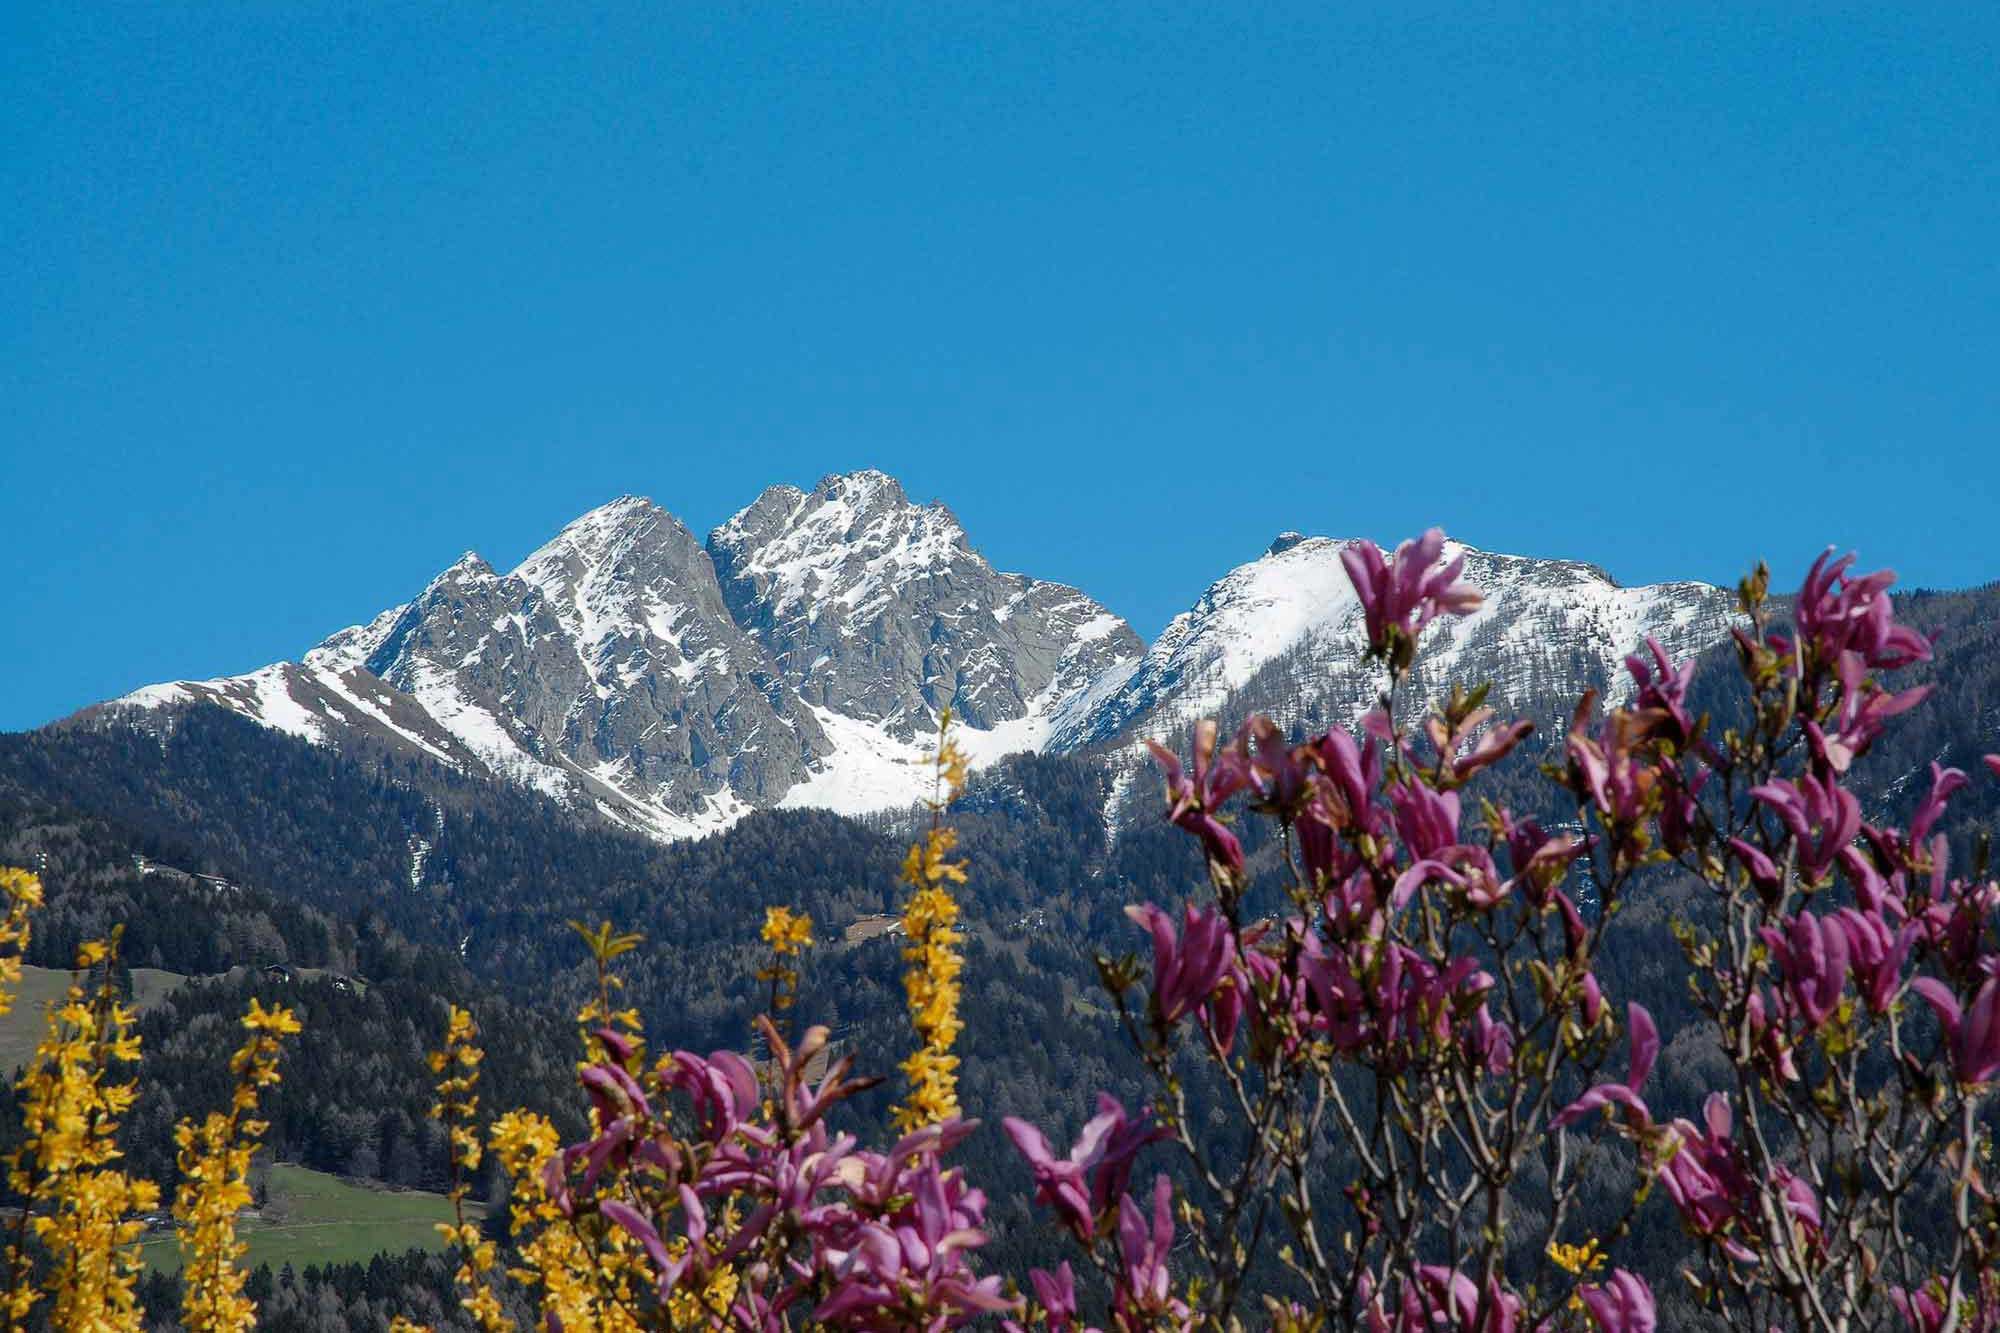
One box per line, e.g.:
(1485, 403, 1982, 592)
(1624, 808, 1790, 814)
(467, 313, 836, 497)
(4, 5, 1996, 731)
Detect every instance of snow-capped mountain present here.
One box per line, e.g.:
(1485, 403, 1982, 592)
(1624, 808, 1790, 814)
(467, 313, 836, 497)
(1051, 532, 1739, 756)
(302, 498, 829, 838)
(95, 473, 1147, 837)
(709, 471, 1144, 815)
(89, 476, 1741, 842)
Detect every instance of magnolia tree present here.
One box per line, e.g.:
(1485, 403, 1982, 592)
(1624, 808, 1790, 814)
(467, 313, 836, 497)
(454, 533, 1997, 1333)
(10, 531, 1992, 1333)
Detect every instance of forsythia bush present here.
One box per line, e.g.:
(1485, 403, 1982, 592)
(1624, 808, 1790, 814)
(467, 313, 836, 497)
(2, 532, 1998, 1332)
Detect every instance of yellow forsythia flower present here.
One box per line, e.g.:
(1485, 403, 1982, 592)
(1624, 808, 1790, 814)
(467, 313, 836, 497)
(1548, 1237, 1607, 1275)
(428, 1006, 515, 1333)
(893, 715, 971, 1132)
(174, 999, 301, 1332)
(5, 931, 157, 1333)
(761, 906, 814, 957)
(0, 867, 43, 1019)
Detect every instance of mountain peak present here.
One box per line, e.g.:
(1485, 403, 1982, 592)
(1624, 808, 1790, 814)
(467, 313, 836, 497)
(1266, 531, 1310, 556)
(812, 468, 908, 506)
(430, 551, 495, 586)
(516, 496, 668, 565)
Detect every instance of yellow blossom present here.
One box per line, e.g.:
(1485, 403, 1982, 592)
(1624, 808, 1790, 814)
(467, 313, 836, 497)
(0, 868, 44, 1019)
(5, 931, 156, 1333)
(761, 906, 814, 956)
(1548, 1237, 1607, 1275)
(173, 999, 301, 1332)
(428, 1006, 514, 1333)
(893, 716, 972, 1132)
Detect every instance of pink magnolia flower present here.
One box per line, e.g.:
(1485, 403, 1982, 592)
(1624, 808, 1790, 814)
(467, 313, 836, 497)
(1918, 877, 2000, 980)
(1243, 715, 1315, 817)
(1002, 1094, 1166, 1241)
(1804, 650, 1930, 773)
(1028, 1263, 1082, 1331)
(1986, 754, 2000, 781)
(1579, 1270, 1657, 1333)
(1425, 706, 1532, 783)
(1624, 636, 1697, 742)
(1390, 1266, 1525, 1333)
(1658, 1094, 1760, 1263)
(1657, 1093, 1822, 1264)
(1553, 1003, 1659, 1129)
(1308, 724, 1384, 832)
(1886, 1279, 2000, 1333)
(1499, 811, 1587, 906)
(1146, 719, 1253, 872)
(1339, 528, 1484, 662)
(1126, 901, 1235, 1027)
(1909, 762, 1969, 847)
(1565, 701, 1664, 861)
(663, 1045, 762, 1143)
(1795, 548, 1933, 671)
(1390, 779, 1461, 860)
(1470, 1003, 1514, 1075)
(1114, 1176, 1192, 1331)
(1759, 912, 1850, 1031)
(1831, 907, 1916, 1014)
(813, 1156, 1016, 1328)
(1579, 972, 1607, 1030)
(1749, 773, 1860, 885)
(1910, 972, 2000, 1086)
(1387, 780, 1500, 910)
(1890, 1285, 1949, 1333)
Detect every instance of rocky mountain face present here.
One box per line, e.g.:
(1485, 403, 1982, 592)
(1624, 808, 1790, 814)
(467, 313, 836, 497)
(88, 474, 1746, 842)
(710, 472, 1142, 738)
(303, 498, 829, 838)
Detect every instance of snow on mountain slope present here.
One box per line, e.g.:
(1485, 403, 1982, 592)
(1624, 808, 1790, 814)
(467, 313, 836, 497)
(1051, 532, 1739, 755)
(110, 661, 481, 768)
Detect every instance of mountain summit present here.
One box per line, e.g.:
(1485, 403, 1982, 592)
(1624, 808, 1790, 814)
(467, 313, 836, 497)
(94, 473, 1739, 840)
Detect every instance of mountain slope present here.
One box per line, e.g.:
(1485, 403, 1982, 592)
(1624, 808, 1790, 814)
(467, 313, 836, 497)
(316, 499, 828, 838)
(82, 476, 1757, 841)
(1051, 533, 1739, 756)
(93, 474, 1149, 835)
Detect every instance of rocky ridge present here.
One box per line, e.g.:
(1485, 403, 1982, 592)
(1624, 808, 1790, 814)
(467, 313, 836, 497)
(93, 475, 1740, 841)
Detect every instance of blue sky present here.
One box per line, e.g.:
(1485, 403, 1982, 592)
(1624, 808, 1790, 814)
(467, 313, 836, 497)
(4, 5, 1996, 731)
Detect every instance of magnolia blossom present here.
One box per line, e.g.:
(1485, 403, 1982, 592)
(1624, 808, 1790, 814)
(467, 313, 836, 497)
(1579, 1270, 1658, 1333)
(1760, 913, 1850, 1031)
(1112, 1176, 1192, 1331)
(1795, 548, 1933, 671)
(1910, 973, 2000, 1086)
(1361, 1265, 1524, 1333)
(1002, 1094, 1165, 1242)
(1125, 901, 1235, 1027)
(1624, 636, 1697, 743)
(1805, 649, 1931, 773)
(1749, 773, 1861, 885)
(1339, 527, 1483, 662)
(1831, 907, 1916, 1014)
(1553, 1003, 1658, 1129)
(1146, 720, 1253, 872)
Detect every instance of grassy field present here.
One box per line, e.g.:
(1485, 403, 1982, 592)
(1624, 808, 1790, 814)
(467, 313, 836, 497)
(141, 1163, 481, 1273)
(0, 964, 189, 1074)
